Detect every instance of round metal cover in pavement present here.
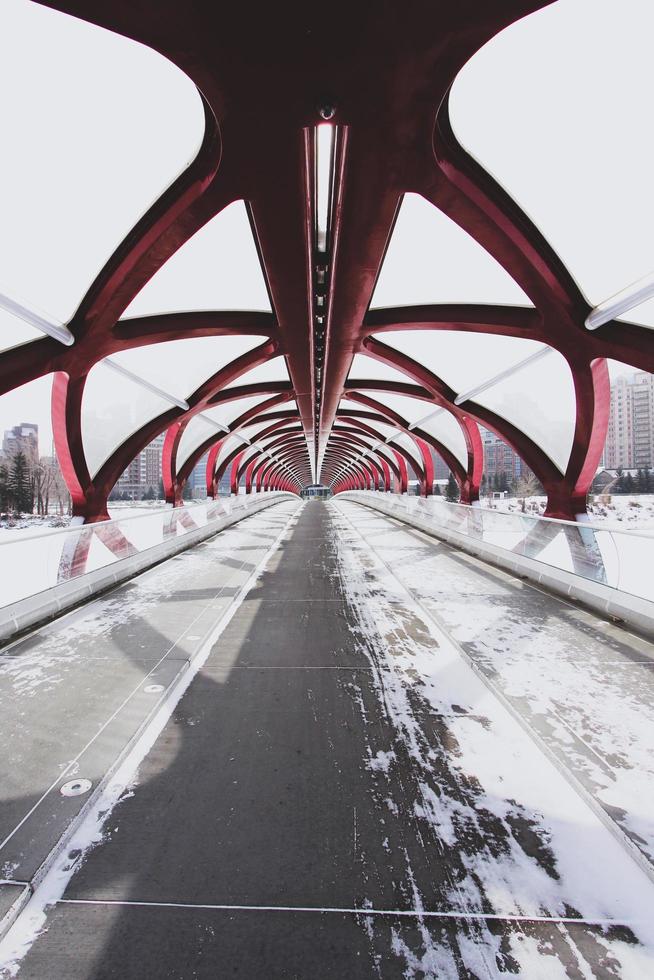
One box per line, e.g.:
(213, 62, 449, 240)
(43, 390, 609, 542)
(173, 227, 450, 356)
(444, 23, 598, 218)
(60, 778, 92, 797)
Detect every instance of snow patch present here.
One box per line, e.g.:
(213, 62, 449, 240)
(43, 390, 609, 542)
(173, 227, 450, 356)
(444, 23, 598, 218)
(367, 750, 396, 774)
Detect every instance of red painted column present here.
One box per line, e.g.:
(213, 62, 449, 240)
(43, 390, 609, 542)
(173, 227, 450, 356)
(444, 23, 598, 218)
(415, 436, 434, 496)
(546, 356, 611, 520)
(230, 451, 245, 495)
(162, 423, 187, 506)
(259, 459, 275, 490)
(458, 417, 483, 506)
(206, 440, 225, 498)
(245, 459, 257, 494)
(391, 449, 408, 494)
(52, 373, 111, 522)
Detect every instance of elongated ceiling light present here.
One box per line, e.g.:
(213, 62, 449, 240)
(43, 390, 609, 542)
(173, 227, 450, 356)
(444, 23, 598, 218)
(315, 123, 335, 253)
(198, 413, 230, 434)
(409, 407, 444, 431)
(313, 119, 336, 485)
(0, 290, 74, 346)
(105, 357, 189, 410)
(453, 346, 551, 406)
(586, 269, 654, 330)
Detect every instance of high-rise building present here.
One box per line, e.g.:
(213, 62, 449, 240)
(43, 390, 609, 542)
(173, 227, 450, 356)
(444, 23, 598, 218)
(188, 454, 208, 498)
(429, 428, 534, 486)
(115, 433, 165, 499)
(218, 471, 232, 495)
(115, 455, 145, 499)
(430, 449, 450, 481)
(144, 433, 165, 490)
(605, 372, 654, 469)
(480, 426, 533, 483)
(1, 422, 39, 466)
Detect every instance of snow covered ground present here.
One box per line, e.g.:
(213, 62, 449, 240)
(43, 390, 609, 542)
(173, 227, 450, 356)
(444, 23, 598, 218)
(479, 493, 654, 530)
(0, 514, 73, 537)
(0, 501, 181, 536)
(0, 499, 222, 542)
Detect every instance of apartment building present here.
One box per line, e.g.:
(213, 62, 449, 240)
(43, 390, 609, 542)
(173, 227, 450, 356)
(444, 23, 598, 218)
(605, 372, 654, 469)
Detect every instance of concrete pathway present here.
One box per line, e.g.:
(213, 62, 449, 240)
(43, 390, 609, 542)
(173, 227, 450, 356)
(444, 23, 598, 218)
(2, 500, 654, 978)
(0, 501, 299, 938)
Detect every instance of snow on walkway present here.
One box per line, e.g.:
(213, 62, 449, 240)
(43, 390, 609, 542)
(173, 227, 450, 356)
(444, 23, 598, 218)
(331, 499, 654, 977)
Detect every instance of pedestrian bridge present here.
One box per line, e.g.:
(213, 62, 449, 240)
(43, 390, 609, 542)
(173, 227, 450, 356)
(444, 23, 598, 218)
(1, 0, 654, 976)
(0, 495, 653, 978)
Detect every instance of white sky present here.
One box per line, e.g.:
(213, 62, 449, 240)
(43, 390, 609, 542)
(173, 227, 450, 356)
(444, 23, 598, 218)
(450, 0, 654, 328)
(0, 0, 204, 324)
(0, 375, 55, 457)
(123, 202, 271, 317)
(0, 0, 651, 463)
(371, 193, 530, 309)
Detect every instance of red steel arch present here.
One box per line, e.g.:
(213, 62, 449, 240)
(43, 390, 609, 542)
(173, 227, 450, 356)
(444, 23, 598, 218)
(0, 2, 652, 519)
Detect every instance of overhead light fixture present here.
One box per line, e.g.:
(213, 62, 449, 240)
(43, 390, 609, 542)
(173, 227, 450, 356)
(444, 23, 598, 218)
(409, 407, 444, 431)
(315, 123, 335, 253)
(585, 269, 654, 330)
(105, 358, 189, 411)
(0, 290, 74, 346)
(198, 413, 230, 434)
(453, 346, 552, 406)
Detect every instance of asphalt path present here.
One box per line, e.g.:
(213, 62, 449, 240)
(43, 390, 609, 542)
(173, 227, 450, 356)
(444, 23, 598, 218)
(5, 501, 654, 979)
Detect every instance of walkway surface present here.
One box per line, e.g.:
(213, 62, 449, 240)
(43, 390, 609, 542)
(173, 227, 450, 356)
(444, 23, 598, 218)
(1, 499, 654, 978)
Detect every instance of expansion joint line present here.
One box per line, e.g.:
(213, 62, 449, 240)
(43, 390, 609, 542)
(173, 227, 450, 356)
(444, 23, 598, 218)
(55, 898, 640, 928)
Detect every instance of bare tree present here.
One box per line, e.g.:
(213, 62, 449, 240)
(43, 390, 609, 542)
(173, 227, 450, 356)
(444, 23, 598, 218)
(36, 455, 70, 516)
(515, 474, 539, 513)
(34, 460, 54, 515)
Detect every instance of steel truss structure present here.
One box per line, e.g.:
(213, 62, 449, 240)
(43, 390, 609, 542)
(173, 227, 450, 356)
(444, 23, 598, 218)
(1, 0, 653, 521)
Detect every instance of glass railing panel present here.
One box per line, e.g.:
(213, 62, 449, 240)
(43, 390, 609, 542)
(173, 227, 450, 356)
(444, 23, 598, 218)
(344, 491, 654, 604)
(0, 493, 289, 611)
